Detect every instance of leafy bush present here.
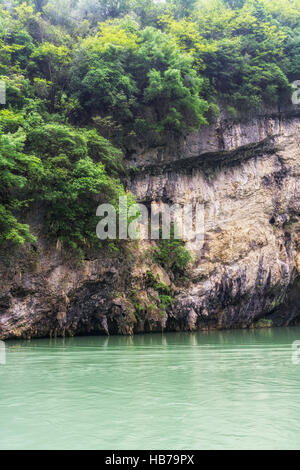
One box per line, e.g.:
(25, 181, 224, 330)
(255, 318, 273, 328)
(0, 129, 40, 244)
(152, 227, 193, 277)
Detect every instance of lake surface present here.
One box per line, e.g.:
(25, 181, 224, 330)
(1, 328, 300, 450)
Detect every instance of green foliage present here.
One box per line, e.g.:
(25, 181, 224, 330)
(0, 0, 299, 250)
(145, 270, 174, 315)
(159, 294, 173, 315)
(0, 97, 126, 252)
(255, 318, 273, 328)
(26, 123, 87, 160)
(81, 129, 124, 176)
(152, 227, 193, 277)
(69, 23, 138, 142)
(0, 109, 24, 132)
(24, 122, 127, 251)
(153, 239, 193, 275)
(70, 22, 208, 143)
(134, 27, 208, 135)
(0, 204, 35, 245)
(153, 280, 171, 295)
(38, 154, 126, 252)
(0, 128, 40, 244)
(189, 0, 294, 113)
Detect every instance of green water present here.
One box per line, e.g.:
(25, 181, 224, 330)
(1, 328, 300, 450)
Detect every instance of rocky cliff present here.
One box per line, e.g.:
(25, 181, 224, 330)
(1, 111, 300, 339)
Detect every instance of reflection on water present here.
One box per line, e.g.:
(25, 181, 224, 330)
(1, 328, 300, 449)
(0, 340, 5, 365)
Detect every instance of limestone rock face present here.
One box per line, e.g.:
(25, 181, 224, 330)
(129, 113, 300, 330)
(128, 112, 297, 168)
(1, 112, 300, 339)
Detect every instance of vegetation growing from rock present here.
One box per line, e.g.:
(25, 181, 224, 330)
(0, 0, 299, 249)
(152, 234, 193, 277)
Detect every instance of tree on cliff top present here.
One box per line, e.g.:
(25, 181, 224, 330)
(0, 0, 298, 250)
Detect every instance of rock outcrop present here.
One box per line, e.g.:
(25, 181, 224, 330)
(1, 110, 300, 339)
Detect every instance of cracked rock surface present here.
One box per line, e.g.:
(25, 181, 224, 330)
(1, 113, 300, 339)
